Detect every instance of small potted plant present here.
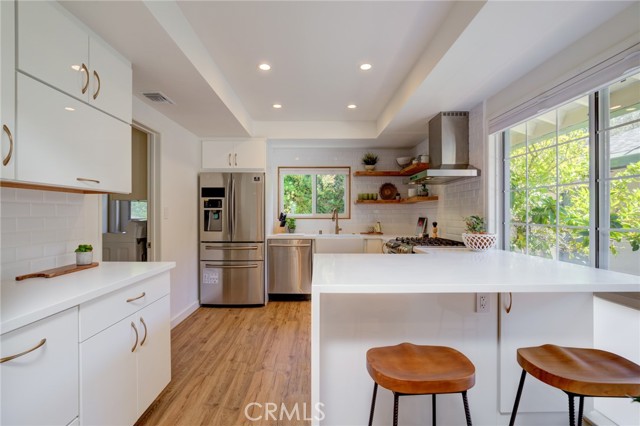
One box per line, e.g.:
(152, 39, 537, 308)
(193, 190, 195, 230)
(462, 215, 496, 251)
(286, 218, 297, 233)
(75, 244, 94, 265)
(362, 152, 378, 171)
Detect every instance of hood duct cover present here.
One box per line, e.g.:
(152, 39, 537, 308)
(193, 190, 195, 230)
(409, 111, 480, 185)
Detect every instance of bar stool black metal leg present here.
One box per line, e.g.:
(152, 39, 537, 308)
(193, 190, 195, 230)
(577, 396, 584, 426)
(509, 369, 527, 426)
(568, 394, 576, 426)
(462, 391, 472, 426)
(432, 394, 436, 426)
(393, 392, 399, 426)
(368, 383, 378, 426)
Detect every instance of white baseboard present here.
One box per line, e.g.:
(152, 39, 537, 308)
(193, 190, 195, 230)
(170, 300, 199, 328)
(584, 410, 618, 426)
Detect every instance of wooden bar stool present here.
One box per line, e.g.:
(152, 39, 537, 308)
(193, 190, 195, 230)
(366, 342, 475, 426)
(509, 344, 640, 426)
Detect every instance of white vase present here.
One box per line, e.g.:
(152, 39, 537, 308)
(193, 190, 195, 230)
(364, 165, 375, 171)
(76, 252, 93, 265)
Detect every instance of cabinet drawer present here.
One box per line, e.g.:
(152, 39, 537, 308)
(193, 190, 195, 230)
(79, 272, 170, 342)
(1, 307, 79, 426)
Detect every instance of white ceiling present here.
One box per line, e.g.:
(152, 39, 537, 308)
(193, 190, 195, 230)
(60, 1, 634, 148)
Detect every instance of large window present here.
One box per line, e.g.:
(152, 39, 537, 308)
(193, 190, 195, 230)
(279, 167, 350, 218)
(503, 72, 640, 274)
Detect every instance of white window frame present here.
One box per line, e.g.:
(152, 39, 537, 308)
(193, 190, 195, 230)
(278, 167, 351, 219)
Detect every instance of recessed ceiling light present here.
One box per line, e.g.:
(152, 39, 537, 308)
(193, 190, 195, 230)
(610, 105, 622, 110)
(360, 63, 372, 71)
(64, 107, 75, 111)
(347, 104, 357, 109)
(259, 63, 271, 71)
(273, 104, 282, 109)
(71, 65, 81, 71)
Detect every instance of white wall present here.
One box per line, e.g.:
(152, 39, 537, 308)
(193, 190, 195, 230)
(133, 97, 200, 327)
(0, 188, 101, 280)
(267, 146, 440, 235)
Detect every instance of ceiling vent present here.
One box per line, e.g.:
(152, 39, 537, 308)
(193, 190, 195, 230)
(142, 92, 174, 104)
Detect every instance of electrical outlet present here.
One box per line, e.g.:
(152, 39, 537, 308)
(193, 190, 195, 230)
(476, 293, 490, 313)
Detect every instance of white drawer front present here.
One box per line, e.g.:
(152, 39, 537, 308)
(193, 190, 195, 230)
(1, 307, 79, 426)
(79, 272, 170, 342)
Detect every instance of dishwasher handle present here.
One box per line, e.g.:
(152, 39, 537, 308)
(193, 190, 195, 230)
(269, 243, 312, 248)
(205, 264, 258, 269)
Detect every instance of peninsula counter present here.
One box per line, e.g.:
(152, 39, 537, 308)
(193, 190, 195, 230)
(311, 250, 639, 425)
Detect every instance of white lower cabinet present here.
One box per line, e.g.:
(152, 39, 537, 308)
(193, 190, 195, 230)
(364, 238, 383, 253)
(1, 307, 79, 426)
(80, 295, 171, 425)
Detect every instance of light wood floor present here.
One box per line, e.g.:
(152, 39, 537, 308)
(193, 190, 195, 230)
(136, 301, 311, 426)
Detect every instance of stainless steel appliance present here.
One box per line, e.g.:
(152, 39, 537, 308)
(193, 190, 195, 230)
(408, 112, 480, 185)
(267, 239, 313, 296)
(384, 236, 465, 254)
(199, 172, 265, 305)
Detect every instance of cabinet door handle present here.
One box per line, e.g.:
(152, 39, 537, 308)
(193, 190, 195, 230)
(505, 292, 513, 314)
(81, 63, 89, 94)
(2, 124, 14, 166)
(140, 317, 148, 346)
(228, 153, 232, 166)
(0, 338, 47, 363)
(234, 153, 237, 166)
(131, 322, 139, 352)
(92, 70, 101, 100)
(76, 177, 101, 184)
(126, 292, 146, 303)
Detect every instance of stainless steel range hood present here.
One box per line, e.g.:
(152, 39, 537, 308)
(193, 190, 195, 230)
(408, 112, 480, 185)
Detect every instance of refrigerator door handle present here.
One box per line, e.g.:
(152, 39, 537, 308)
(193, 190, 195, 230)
(230, 175, 236, 240)
(205, 264, 258, 269)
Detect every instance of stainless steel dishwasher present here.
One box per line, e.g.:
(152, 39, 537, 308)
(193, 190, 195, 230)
(267, 238, 313, 296)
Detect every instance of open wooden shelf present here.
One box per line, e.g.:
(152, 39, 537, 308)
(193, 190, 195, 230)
(353, 163, 429, 177)
(354, 196, 438, 205)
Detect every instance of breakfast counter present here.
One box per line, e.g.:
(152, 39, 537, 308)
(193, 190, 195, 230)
(311, 250, 639, 425)
(1, 261, 176, 334)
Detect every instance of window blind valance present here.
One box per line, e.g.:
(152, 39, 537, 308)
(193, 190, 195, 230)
(489, 43, 640, 134)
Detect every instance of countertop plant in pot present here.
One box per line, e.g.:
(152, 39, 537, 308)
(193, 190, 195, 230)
(286, 218, 297, 233)
(462, 215, 496, 251)
(75, 244, 94, 265)
(362, 152, 378, 171)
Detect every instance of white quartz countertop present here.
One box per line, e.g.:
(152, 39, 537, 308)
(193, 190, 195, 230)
(311, 250, 640, 293)
(1, 261, 175, 334)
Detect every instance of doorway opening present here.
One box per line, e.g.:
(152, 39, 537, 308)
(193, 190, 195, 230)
(102, 125, 158, 261)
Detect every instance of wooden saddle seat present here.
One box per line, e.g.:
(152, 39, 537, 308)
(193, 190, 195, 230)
(366, 342, 476, 395)
(517, 344, 640, 397)
(366, 342, 476, 426)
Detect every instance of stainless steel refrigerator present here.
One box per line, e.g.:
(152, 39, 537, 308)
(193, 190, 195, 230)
(199, 172, 265, 305)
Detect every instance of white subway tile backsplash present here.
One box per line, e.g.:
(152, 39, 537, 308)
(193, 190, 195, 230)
(16, 245, 44, 261)
(1, 202, 30, 218)
(1, 188, 95, 281)
(43, 191, 68, 203)
(16, 217, 45, 232)
(16, 189, 44, 203)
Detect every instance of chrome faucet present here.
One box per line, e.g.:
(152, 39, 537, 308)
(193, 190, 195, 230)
(331, 208, 342, 234)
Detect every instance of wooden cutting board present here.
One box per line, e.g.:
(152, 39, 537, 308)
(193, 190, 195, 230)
(16, 262, 99, 281)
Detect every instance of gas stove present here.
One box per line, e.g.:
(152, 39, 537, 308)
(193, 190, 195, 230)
(384, 236, 465, 254)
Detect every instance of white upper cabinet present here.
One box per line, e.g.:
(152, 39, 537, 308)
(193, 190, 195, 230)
(202, 138, 266, 170)
(88, 38, 132, 123)
(17, 1, 131, 123)
(16, 73, 131, 193)
(1, 0, 16, 179)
